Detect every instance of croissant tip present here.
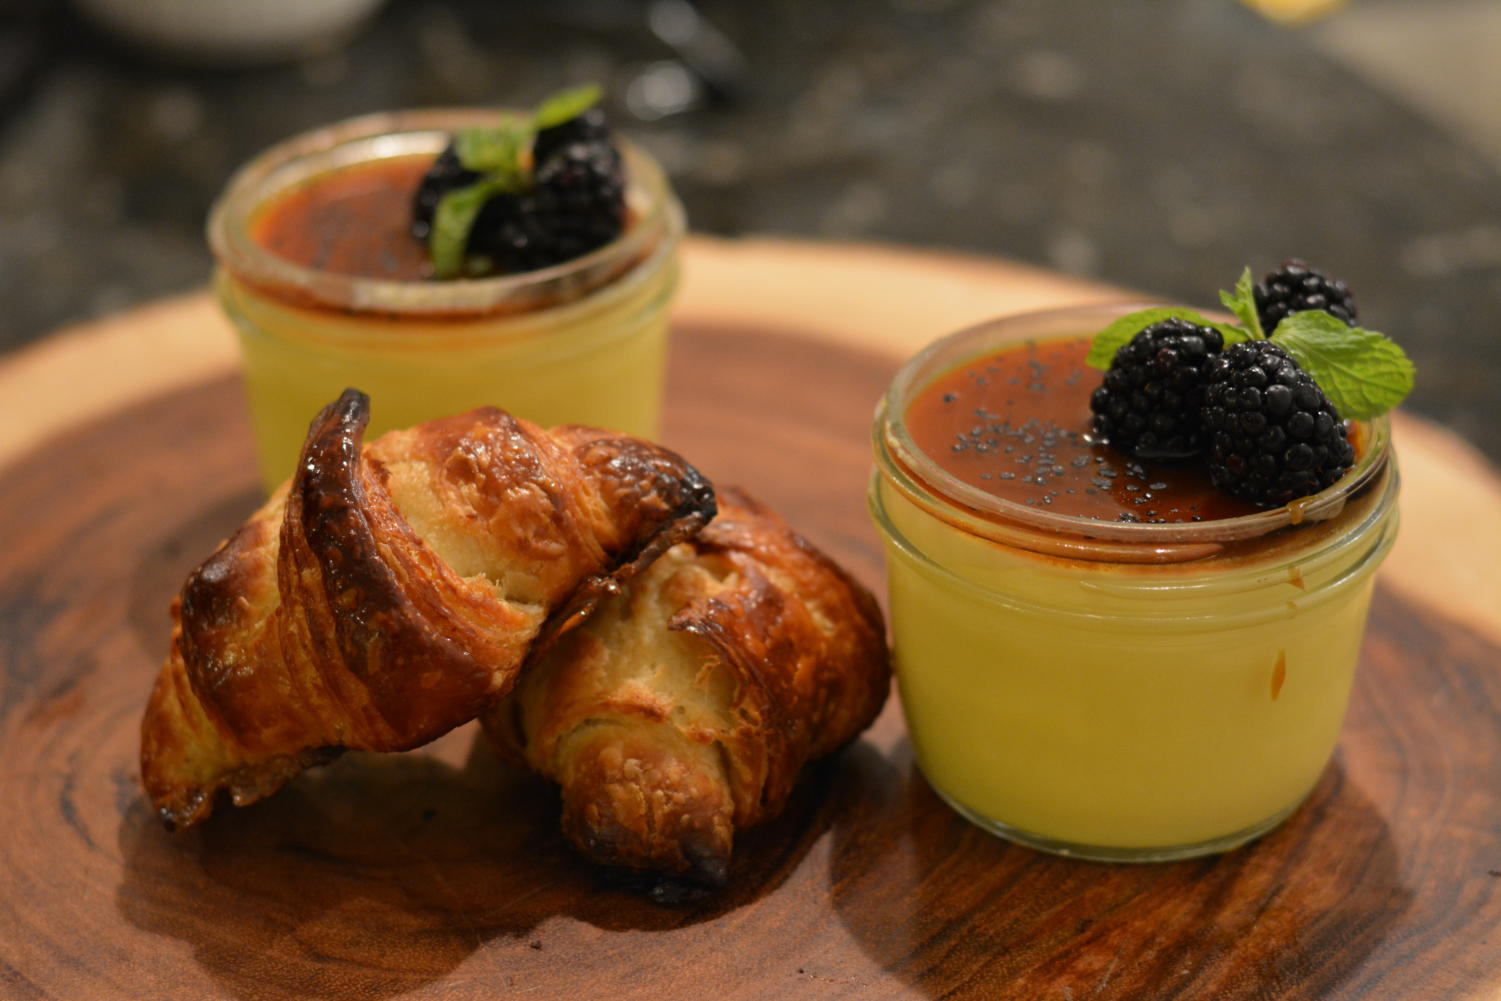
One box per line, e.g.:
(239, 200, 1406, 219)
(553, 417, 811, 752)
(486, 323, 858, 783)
(157, 800, 194, 833)
(314, 388, 370, 430)
(685, 472, 717, 520)
(646, 875, 718, 907)
(684, 849, 730, 889)
(336, 387, 369, 409)
(662, 461, 717, 531)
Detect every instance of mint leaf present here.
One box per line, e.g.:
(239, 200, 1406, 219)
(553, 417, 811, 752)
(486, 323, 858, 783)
(1086, 307, 1247, 370)
(534, 83, 602, 130)
(454, 122, 532, 178)
(428, 84, 604, 277)
(1270, 311, 1415, 419)
(1217, 266, 1266, 340)
(435, 125, 534, 278)
(428, 177, 518, 280)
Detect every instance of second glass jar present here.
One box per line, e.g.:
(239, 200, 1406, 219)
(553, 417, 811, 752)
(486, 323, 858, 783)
(870, 304, 1400, 862)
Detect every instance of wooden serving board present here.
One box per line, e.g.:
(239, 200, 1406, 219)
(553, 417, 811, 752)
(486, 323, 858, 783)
(2, 239, 1500, 1000)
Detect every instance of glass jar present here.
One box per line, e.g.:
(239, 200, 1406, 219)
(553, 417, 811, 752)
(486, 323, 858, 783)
(208, 109, 685, 492)
(869, 304, 1399, 861)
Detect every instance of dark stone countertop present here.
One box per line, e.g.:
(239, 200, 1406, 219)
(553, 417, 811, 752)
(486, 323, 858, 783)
(3, 0, 1499, 461)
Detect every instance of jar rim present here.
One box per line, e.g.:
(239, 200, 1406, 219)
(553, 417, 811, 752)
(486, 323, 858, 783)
(877, 301, 1394, 551)
(205, 107, 683, 318)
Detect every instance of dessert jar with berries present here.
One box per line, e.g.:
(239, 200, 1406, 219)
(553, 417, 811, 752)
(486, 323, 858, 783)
(208, 87, 685, 491)
(870, 269, 1412, 861)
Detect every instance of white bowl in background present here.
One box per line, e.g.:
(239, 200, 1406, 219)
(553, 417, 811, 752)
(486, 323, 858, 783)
(73, 0, 388, 64)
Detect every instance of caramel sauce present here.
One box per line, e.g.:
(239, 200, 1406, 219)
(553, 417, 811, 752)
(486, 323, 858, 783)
(1271, 651, 1288, 700)
(251, 156, 434, 281)
(243, 154, 648, 322)
(905, 337, 1264, 524)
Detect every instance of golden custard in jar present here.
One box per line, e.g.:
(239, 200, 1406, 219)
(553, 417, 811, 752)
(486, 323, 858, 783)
(869, 304, 1398, 861)
(208, 109, 684, 492)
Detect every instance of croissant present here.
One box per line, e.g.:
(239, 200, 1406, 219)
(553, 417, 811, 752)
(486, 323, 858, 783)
(481, 487, 890, 886)
(140, 389, 715, 831)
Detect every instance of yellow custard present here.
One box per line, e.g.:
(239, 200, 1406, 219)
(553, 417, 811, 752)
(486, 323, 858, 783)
(869, 304, 1399, 860)
(208, 110, 684, 492)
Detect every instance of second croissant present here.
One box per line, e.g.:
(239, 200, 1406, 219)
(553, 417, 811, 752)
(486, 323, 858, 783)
(483, 488, 891, 885)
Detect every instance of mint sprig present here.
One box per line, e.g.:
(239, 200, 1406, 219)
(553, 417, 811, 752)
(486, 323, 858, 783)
(1269, 311, 1415, 420)
(429, 176, 516, 280)
(453, 121, 532, 178)
(534, 83, 602, 130)
(1218, 266, 1266, 341)
(1086, 268, 1415, 420)
(427, 84, 603, 279)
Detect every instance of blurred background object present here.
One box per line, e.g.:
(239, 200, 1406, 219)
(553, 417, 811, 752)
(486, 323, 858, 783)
(70, 0, 388, 65)
(1309, 0, 1501, 166)
(1, 0, 1498, 460)
(1239, 0, 1349, 26)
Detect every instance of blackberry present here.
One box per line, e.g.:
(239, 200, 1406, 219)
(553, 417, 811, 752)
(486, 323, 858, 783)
(1090, 318, 1226, 460)
(533, 106, 611, 166)
(410, 107, 626, 274)
(458, 139, 625, 271)
(410, 143, 479, 243)
(1202, 340, 1355, 507)
(465, 192, 570, 273)
(1254, 259, 1358, 332)
(522, 136, 625, 262)
(410, 153, 559, 273)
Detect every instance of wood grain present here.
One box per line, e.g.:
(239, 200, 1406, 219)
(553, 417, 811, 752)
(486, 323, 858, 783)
(1, 324, 1498, 1000)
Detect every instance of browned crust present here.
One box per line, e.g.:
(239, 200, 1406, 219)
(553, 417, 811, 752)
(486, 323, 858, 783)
(483, 486, 891, 884)
(528, 427, 720, 661)
(140, 389, 715, 830)
(557, 721, 737, 887)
